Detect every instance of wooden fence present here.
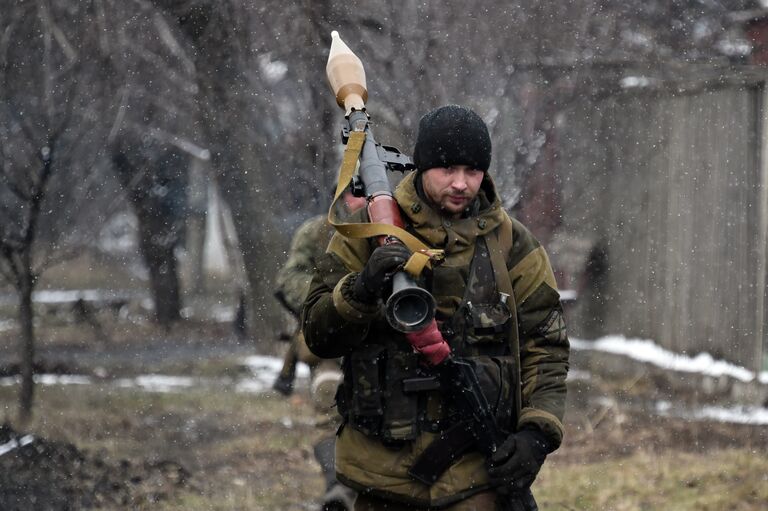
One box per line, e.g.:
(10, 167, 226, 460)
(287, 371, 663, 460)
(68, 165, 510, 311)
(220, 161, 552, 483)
(555, 81, 767, 372)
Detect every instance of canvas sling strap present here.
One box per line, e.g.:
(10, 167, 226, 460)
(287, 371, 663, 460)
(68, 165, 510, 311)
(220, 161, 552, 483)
(487, 227, 522, 422)
(328, 130, 443, 278)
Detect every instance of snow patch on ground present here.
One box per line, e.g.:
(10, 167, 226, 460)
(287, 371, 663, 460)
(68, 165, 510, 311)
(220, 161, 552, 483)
(0, 375, 93, 387)
(572, 336, 768, 425)
(33, 289, 104, 304)
(0, 355, 311, 395)
(656, 401, 768, 426)
(2, 349, 764, 425)
(36, 374, 92, 386)
(236, 355, 310, 393)
(571, 335, 765, 383)
(620, 75, 652, 88)
(0, 435, 34, 457)
(115, 375, 198, 393)
(566, 369, 592, 381)
(242, 355, 310, 378)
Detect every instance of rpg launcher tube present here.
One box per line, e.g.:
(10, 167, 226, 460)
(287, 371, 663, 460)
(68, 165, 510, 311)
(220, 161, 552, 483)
(349, 110, 435, 333)
(326, 32, 435, 332)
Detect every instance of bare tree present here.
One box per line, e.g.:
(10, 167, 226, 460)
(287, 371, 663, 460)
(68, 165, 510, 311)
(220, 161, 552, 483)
(104, 1, 199, 325)
(0, 0, 121, 421)
(149, 0, 325, 336)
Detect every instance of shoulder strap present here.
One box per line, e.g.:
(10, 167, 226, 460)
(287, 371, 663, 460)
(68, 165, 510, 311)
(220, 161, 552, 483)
(487, 227, 521, 421)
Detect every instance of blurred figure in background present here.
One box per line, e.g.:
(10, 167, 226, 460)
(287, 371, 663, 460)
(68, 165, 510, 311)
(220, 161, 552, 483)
(273, 188, 366, 511)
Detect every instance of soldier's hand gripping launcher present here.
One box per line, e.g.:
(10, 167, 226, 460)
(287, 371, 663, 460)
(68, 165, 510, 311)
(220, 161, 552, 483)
(326, 31, 436, 333)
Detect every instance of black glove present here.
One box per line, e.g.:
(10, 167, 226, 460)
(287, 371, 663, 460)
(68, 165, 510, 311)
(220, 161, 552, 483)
(487, 429, 550, 490)
(352, 243, 411, 303)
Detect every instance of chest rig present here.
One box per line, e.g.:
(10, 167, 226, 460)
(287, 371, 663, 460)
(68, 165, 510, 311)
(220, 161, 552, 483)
(336, 231, 521, 444)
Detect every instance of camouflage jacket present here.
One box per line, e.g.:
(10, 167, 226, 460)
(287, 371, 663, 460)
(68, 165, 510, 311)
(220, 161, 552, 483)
(302, 172, 569, 506)
(275, 214, 335, 316)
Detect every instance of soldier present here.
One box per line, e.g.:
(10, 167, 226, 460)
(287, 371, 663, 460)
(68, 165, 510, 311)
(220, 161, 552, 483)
(273, 189, 366, 511)
(302, 105, 569, 510)
(272, 212, 333, 397)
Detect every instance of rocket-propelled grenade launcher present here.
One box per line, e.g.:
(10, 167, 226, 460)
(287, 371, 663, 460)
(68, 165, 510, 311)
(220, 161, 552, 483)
(326, 31, 435, 333)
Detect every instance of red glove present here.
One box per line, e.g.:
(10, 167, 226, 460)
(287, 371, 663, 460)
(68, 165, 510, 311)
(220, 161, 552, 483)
(406, 319, 451, 365)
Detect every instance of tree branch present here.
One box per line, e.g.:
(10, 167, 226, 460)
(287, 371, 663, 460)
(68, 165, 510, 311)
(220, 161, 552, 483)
(0, 257, 19, 287)
(0, 167, 33, 202)
(0, 243, 22, 288)
(1, 103, 44, 168)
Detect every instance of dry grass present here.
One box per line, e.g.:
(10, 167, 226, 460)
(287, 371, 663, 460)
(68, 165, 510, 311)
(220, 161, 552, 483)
(1, 307, 766, 510)
(3, 376, 766, 510)
(1, 383, 326, 511)
(538, 449, 768, 510)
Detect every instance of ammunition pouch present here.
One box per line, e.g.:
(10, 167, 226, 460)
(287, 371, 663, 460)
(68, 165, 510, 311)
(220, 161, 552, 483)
(469, 302, 512, 338)
(442, 299, 511, 357)
(337, 340, 427, 443)
(337, 344, 385, 438)
(337, 347, 517, 447)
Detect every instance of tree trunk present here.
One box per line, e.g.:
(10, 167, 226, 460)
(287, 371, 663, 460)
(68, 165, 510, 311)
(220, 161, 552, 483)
(111, 151, 184, 326)
(18, 253, 35, 424)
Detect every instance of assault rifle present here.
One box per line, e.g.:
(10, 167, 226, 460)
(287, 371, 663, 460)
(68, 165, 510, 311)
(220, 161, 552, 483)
(410, 357, 538, 511)
(325, 31, 537, 511)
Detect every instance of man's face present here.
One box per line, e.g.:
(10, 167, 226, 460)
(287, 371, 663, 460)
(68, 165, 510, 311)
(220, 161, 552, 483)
(421, 165, 484, 218)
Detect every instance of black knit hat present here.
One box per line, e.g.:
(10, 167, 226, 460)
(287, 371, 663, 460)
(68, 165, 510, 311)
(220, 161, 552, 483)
(413, 105, 491, 172)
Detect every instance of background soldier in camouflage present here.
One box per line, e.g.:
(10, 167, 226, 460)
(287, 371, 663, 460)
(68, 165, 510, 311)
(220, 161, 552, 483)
(273, 213, 333, 396)
(273, 190, 365, 511)
(303, 106, 569, 510)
